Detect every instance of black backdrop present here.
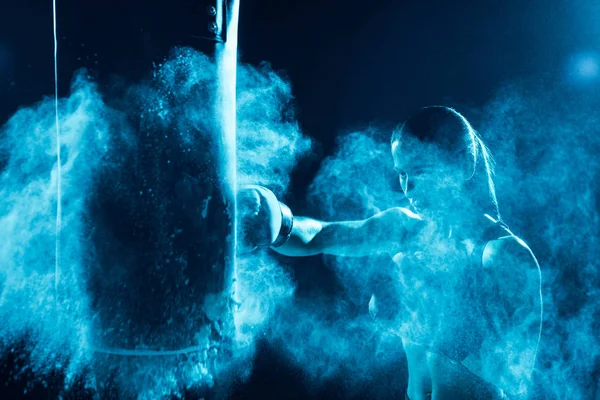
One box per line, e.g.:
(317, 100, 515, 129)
(1, 0, 598, 398)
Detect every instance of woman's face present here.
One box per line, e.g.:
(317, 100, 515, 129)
(391, 139, 467, 215)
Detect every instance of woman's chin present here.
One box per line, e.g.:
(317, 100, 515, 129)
(410, 199, 428, 213)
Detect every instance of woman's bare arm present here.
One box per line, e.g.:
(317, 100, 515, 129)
(271, 207, 424, 258)
(462, 235, 543, 398)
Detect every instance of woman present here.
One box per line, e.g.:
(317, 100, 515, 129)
(238, 106, 543, 399)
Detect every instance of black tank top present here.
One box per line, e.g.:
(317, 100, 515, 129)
(369, 216, 512, 362)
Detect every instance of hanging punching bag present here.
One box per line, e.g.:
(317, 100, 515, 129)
(56, 0, 240, 394)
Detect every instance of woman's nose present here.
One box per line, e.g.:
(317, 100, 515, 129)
(399, 173, 409, 195)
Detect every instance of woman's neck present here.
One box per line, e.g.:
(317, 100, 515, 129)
(441, 213, 491, 242)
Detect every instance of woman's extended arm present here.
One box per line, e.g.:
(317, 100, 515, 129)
(237, 185, 424, 258)
(272, 207, 423, 258)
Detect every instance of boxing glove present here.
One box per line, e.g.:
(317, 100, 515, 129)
(236, 185, 293, 252)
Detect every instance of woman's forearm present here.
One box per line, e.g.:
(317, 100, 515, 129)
(270, 216, 330, 257)
(271, 208, 422, 258)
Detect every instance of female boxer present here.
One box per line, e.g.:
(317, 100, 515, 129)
(238, 106, 542, 400)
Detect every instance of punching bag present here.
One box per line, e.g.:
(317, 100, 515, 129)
(55, 0, 240, 393)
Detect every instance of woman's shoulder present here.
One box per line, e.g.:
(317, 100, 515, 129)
(482, 233, 539, 271)
(380, 206, 423, 222)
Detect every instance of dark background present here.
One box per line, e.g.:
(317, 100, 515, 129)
(1, 0, 598, 398)
(2, 0, 596, 195)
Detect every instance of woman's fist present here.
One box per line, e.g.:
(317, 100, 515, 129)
(236, 185, 283, 253)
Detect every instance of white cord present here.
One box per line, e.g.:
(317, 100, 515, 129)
(52, 0, 62, 292)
